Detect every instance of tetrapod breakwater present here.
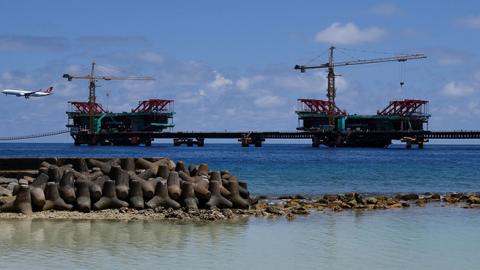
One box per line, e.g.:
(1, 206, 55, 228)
(0, 158, 252, 219)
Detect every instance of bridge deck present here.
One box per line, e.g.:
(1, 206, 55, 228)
(98, 130, 480, 139)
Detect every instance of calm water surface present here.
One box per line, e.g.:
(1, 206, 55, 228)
(1, 206, 479, 270)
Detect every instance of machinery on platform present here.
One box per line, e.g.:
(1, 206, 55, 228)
(294, 47, 429, 147)
(64, 62, 175, 146)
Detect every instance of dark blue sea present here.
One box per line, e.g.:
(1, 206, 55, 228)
(1, 143, 479, 196)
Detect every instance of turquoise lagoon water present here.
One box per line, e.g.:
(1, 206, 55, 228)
(1, 206, 479, 270)
(1, 143, 480, 269)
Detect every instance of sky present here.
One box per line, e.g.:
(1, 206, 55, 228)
(0, 0, 479, 142)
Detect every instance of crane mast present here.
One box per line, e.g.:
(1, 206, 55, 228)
(295, 47, 426, 128)
(63, 62, 154, 133)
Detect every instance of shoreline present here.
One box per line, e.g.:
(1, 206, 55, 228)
(2, 191, 479, 221)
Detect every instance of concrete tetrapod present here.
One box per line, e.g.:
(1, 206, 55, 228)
(229, 176, 250, 199)
(93, 180, 129, 210)
(90, 175, 108, 202)
(75, 180, 91, 213)
(121, 157, 136, 172)
(206, 181, 232, 209)
(175, 161, 189, 174)
(43, 182, 73, 211)
(59, 171, 76, 204)
(210, 171, 231, 198)
(146, 181, 181, 210)
(157, 164, 169, 179)
(88, 159, 119, 174)
(129, 180, 145, 210)
(128, 172, 158, 200)
(110, 166, 130, 200)
(167, 172, 182, 200)
(197, 163, 209, 176)
(181, 181, 199, 210)
(0, 184, 33, 215)
(179, 171, 211, 200)
(227, 179, 250, 209)
(30, 173, 49, 209)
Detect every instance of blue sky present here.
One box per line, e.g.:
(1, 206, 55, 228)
(0, 0, 479, 142)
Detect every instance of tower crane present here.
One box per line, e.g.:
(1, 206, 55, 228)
(294, 46, 426, 128)
(63, 62, 154, 133)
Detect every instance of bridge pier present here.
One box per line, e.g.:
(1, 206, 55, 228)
(173, 138, 205, 147)
(239, 136, 265, 147)
(401, 137, 427, 149)
(312, 136, 322, 148)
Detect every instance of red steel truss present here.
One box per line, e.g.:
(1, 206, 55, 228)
(69, 101, 107, 114)
(132, 99, 174, 113)
(297, 99, 346, 115)
(378, 99, 429, 116)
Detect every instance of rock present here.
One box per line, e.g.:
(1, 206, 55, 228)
(347, 199, 358, 208)
(323, 194, 338, 202)
(266, 205, 285, 215)
(397, 193, 419, 201)
(401, 202, 410, 207)
(467, 196, 480, 204)
(415, 198, 427, 206)
(290, 207, 309, 215)
(430, 193, 441, 200)
(364, 197, 378, 205)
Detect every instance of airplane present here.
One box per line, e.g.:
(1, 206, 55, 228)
(1, 86, 54, 99)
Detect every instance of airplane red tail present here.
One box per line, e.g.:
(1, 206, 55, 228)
(45, 86, 54, 93)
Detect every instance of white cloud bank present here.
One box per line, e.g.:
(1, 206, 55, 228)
(458, 15, 480, 29)
(315, 22, 385, 45)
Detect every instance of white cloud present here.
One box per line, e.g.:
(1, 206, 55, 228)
(254, 95, 285, 108)
(458, 15, 480, 29)
(370, 3, 401, 17)
(442, 82, 475, 96)
(315, 22, 385, 45)
(208, 71, 232, 90)
(138, 52, 164, 64)
(235, 75, 264, 91)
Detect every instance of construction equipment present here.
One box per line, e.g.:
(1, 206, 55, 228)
(294, 46, 426, 128)
(63, 62, 154, 133)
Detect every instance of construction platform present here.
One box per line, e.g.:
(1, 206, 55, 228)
(67, 99, 174, 146)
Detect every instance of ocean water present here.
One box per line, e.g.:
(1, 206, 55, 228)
(1, 143, 480, 269)
(1, 143, 480, 195)
(1, 206, 480, 270)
